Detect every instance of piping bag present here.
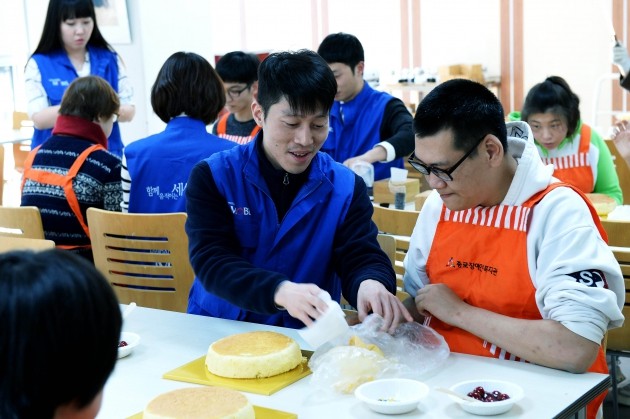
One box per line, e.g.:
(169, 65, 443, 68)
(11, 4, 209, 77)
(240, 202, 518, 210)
(298, 291, 350, 349)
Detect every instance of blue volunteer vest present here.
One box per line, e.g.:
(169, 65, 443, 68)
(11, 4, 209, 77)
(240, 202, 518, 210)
(31, 46, 123, 156)
(321, 82, 403, 180)
(124, 117, 236, 213)
(188, 140, 355, 328)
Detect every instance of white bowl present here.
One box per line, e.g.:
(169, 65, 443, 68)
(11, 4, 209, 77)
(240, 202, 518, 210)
(117, 332, 140, 359)
(354, 378, 429, 415)
(448, 379, 524, 416)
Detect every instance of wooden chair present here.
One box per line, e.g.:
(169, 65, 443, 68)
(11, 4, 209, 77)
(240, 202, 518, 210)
(86, 208, 194, 313)
(0, 236, 55, 253)
(601, 219, 630, 248)
(12, 111, 33, 174)
(606, 139, 630, 205)
(607, 246, 630, 419)
(372, 205, 420, 282)
(0, 206, 45, 239)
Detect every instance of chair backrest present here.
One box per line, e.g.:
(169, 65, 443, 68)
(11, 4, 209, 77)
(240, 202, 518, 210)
(601, 219, 630, 248)
(86, 208, 194, 313)
(0, 236, 55, 253)
(0, 206, 45, 239)
(605, 139, 630, 205)
(607, 246, 630, 351)
(372, 205, 420, 280)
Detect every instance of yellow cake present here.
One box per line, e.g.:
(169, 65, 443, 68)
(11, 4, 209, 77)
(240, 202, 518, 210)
(143, 386, 254, 419)
(205, 331, 302, 378)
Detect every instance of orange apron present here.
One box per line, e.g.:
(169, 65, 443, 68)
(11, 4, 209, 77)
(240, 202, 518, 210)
(21, 144, 104, 249)
(540, 124, 594, 194)
(425, 182, 608, 419)
(216, 113, 260, 144)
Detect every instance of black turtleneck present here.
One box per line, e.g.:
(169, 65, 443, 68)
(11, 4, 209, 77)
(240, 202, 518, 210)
(256, 137, 310, 221)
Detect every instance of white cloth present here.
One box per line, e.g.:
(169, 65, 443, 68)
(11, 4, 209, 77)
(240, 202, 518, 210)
(403, 121, 625, 345)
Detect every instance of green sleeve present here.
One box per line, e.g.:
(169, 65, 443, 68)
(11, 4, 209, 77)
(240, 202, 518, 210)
(592, 128, 623, 204)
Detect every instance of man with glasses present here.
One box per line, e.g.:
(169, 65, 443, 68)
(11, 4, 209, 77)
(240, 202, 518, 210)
(213, 51, 261, 144)
(403, 79, 624, 419)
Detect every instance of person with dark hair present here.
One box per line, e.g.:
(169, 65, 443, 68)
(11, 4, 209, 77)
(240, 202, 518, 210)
(185, 49, 411, 331)
(317, 32, 414, 181)
(403, 78, 624, 419)
(21, 75, 122, 261)
(519, 76, 621, 204)
(120, 52, 236, 213)
(0, 248, 122, 419)
(212, 51, 261, 144)
(25, 0, 135, 157)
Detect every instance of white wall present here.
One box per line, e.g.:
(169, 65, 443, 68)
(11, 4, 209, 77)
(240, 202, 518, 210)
(3, 0, 627, 141)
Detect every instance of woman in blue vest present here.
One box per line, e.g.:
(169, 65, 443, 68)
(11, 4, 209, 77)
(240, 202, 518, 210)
(25, 0, 134, 157)
(121, 52, 236, 213)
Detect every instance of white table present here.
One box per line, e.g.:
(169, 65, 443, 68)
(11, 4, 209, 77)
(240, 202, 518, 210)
(97, 306, 609, 419)
(0, 128, 32, 145)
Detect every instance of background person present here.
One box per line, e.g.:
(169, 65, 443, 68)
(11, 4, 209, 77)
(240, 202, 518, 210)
(212, 51, 261, 144)
(520, 76, 622, 204)
(316, 32, 414, 181)
(121, 51, 236, 213)
(403, 79, 624, 419)
(21, 76, 122, 262)
(25, 0, 135, 157)
(185, 49, 412, 331)
(0, 249, 122, 419)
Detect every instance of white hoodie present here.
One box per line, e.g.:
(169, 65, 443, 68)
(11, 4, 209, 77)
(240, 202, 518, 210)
(403, 121, 624, 344)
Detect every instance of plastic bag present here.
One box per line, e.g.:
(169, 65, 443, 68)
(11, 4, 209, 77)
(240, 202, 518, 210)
(308, 314, 450, 394)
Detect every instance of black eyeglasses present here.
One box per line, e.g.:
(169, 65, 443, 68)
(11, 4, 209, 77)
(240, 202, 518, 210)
(226, 82, 252, 100)
(407, 135, 486, 182)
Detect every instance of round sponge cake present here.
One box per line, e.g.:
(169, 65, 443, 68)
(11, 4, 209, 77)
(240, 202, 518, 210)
(143, 386, 254, 419)
(206, 331, 302, 378)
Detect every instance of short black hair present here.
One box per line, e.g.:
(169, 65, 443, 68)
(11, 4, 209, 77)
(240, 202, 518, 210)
(521, 75, 580, 137)
(151, 51, 225, 125)
(216, 51, 260, 84)
(0, 249, 122, 418)
(414, 78, 507, 152)
(317, 32, 364, 71)
(257, 49, 336, 118)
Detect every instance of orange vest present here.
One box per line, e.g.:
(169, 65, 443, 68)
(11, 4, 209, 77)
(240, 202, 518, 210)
(540, 124, 594, 194)
(215, 113, 260, 145)
(425, 182, 608, 419)
(21, 144, 104, 249)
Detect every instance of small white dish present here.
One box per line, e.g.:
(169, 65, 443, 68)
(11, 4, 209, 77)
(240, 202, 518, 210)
(448, 379, 524, 416)
(117, 332, 140, 359)
(354, 378, 429, 415)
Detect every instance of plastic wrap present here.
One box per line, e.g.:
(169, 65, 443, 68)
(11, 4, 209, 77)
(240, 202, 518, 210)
(308, 314, 450, 394)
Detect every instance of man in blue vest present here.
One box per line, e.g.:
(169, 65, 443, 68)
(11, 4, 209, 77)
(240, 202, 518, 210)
(185, 49, 412, 331)
(317, 33, 414, 181)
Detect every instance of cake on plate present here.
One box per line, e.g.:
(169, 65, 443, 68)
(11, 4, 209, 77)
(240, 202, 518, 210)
(143, 386, 254, 419)
(205, 331, 303, 378)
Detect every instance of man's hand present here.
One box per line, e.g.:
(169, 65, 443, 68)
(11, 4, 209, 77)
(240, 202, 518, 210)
(613, 43, 630, 76)
(415, 283, 468, 326)
(274, 281, 329, 326)
(611, 120, 630, 166)
(356, 279, 413, 333)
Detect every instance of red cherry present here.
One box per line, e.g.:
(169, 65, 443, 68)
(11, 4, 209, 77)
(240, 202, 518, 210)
(118, 340, 128, 347)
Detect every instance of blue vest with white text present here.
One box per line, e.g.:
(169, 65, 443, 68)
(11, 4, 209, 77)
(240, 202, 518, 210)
(321, 82, 403, 180)
(32, 46, 123, 156)
(124, 117, 236, 213)
(189, 140, 355, 328)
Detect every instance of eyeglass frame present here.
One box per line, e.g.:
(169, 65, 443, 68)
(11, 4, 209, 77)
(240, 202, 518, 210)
(225, 82, 253, 100)
(407, 134, 487, 182)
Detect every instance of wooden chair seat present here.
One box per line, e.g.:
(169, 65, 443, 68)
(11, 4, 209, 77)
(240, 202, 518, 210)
(86, 208, 194, 313)
(0, 236, 55, 253)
